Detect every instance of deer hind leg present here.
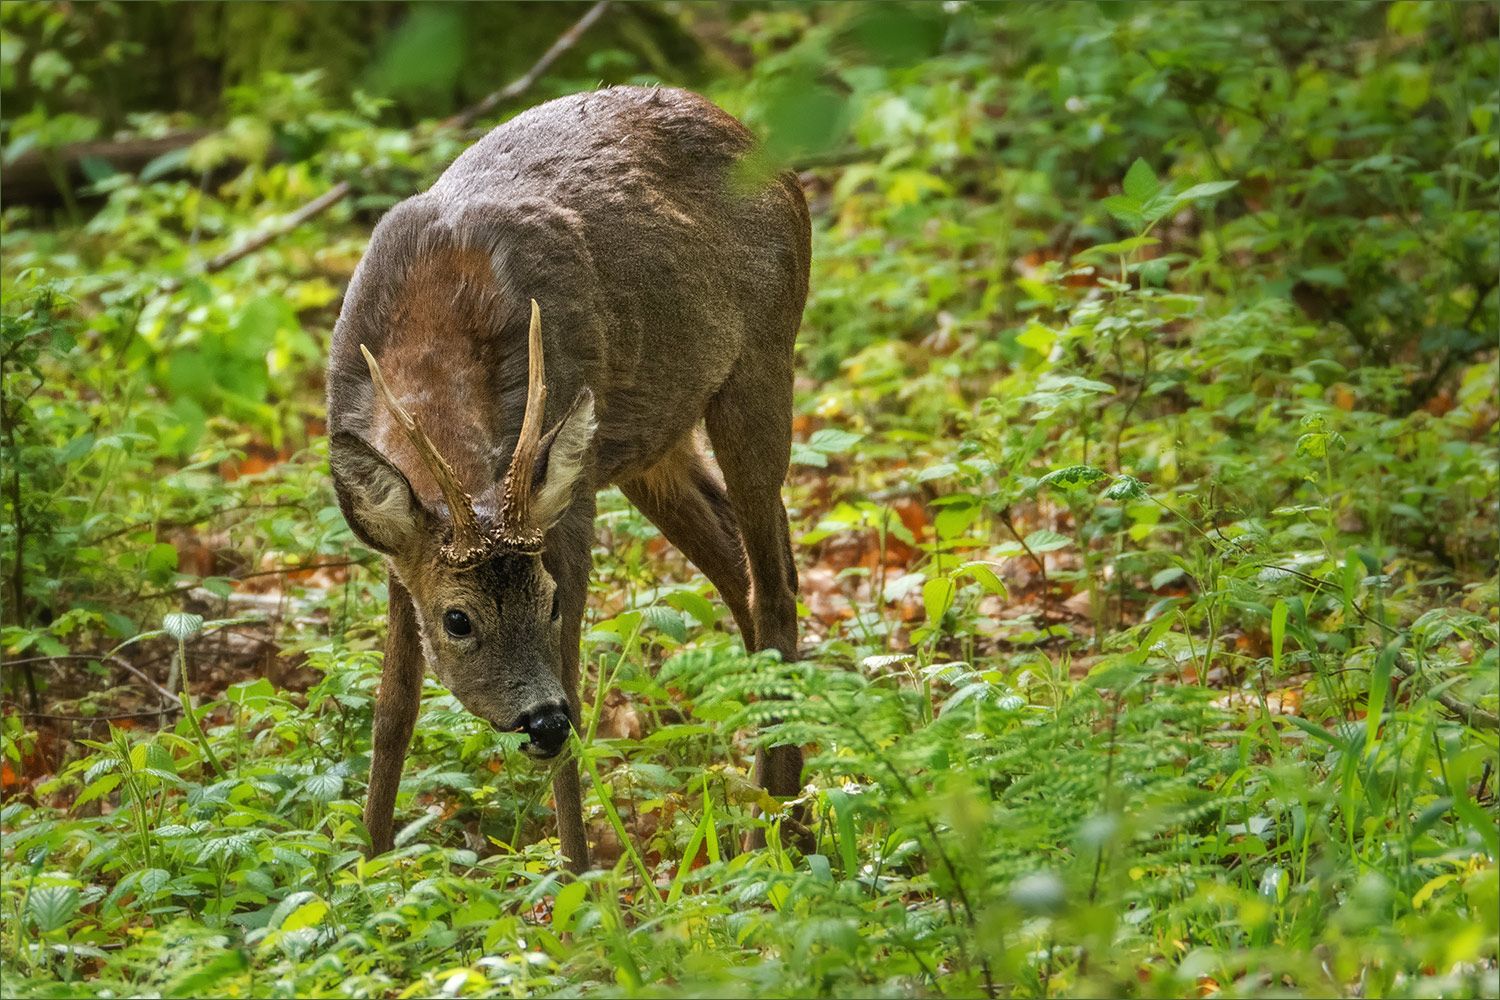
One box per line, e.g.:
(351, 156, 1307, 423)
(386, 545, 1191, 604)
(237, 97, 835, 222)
(704, 363, 807, 846)
(618, 437, 754, 643)
(365, 573, 424, 856)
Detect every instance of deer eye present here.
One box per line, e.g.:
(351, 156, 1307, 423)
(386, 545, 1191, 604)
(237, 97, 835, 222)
(550, 591, 561, 621)
(443, 609, 472, 637)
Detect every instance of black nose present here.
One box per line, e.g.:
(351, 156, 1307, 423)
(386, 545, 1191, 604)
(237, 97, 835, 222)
(522, 704, 572, 758)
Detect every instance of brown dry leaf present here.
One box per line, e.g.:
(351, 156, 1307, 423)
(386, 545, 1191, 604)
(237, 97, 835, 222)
(597, 689, 646, 742)
(801, 566, 852, 623)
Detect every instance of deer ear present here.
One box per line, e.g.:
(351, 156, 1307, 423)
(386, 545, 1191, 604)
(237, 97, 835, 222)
(529, 389, 597, 531)
(330, 432, 424, 555)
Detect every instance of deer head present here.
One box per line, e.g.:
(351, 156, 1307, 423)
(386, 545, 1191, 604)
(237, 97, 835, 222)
(328, 300, 597, 757)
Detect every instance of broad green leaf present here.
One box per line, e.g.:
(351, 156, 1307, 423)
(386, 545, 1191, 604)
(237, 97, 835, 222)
(162, 612, 203, 641)
(1123, 158, 1160, 204)
(806, 428, 864, 454)
(552, 879, 588, 933)
(1038, 465, 1108, 491)
(281, 898, 328, 932)
(1102, 475, 1149, 501)
(304, 771, 343, 802)
(1102, 195, 1144, 228)
(665, 591, 717, 628)
(922, 578, 955, 625)
(642, 605, 689, 644)
(27, 886, 79, 933)
(1176, 180, 1238, 200)
(73, 772, 121, 809)
(1023, 529, 1072, 553)
(954, 561, 1007, 597)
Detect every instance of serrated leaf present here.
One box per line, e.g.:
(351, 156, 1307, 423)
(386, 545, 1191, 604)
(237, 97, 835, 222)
(1176, 180, 1238, 201)
(140, 868, 173, 895)
(806, 428, 864, 454)
(73, 773, 121, 810)
(304, 771, 343, 802)
(1023, 529, 1072, 553)
(1123, 158, 1160, 203)
(641, 605, 689, 643)
(790, 442, 828, 468)
(27, 886, 79, 932)
(1039, 465, 1108, 491)
(1102, 475, 1149, 501)
(162, 612, 204, 641)
(1102, 195, 1144, 228)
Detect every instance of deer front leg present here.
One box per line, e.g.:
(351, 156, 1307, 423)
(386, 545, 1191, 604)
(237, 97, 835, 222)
(365, 574, 424, 856)
(546, 493, 596, 874)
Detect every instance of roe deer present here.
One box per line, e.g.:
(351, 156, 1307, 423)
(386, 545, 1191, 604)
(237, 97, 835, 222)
(326, 86, 810, 872)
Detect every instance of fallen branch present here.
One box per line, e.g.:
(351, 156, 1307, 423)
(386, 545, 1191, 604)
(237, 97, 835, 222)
(1393, 652, 1499, 731)
(160, 0, 614, 293)
(2, 653, 183, 713)
(441, 1, 612, 131)
(1, 131, 210, 210)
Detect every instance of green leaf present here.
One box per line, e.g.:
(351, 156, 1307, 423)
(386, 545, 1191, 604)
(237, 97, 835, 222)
(806, 428, 864, 454)
(73, 772, 121, 809)
(1271, 600, 1289, 673)
(140, 868, 172, 896)
(55, 432, 95, 464)
(304, 771, 343, 802)
(1078, 236, 1160, 257)
(1123, 158, 1160, 204)
(665, 591, 718, 628)
(641, 605, 689, 644)
(825, 788, 859, 878)
(1300, 266, 1347, 288)
(1038, 465, 1108, 491)
(551, 879, 588, 933)
(1023, 529, 1072, 553)
(165, 950, 250, 999)
(790, 442, 828, 468)
(27, 886, 79, 933)
(1176, 180, 1238, 201)
(227, 677, 274, 709)
(933, 500, 980, 540)
(1150, 567, 1186, 590)
(1101, 195, 1144, 228)
(162, 612, 203, 642)
(280, 897, 328, 932)
(1102, 475, 1149, 501)
(954, 561, 1007, 597)
(922, 578, 955, 626)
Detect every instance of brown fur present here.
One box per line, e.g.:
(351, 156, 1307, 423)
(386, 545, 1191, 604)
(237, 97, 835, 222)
(327, 86, 811, 873)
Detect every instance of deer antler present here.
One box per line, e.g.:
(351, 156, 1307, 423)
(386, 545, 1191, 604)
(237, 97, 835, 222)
(360, 344, 493, 565)
(498, 299, 548, 548)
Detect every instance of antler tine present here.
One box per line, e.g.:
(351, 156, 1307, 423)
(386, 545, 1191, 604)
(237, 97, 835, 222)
(360, 344, 491, 564)
(500, 299, 548, 540)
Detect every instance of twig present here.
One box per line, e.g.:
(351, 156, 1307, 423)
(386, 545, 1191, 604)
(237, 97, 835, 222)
(1393, 652, 1499, 732)
(2, 653, 182, 712)
(137, 556, 376, 601)
(156, 1, 613, 294)
(13, 709, 178, 724)
(441, 1, 612, 131)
